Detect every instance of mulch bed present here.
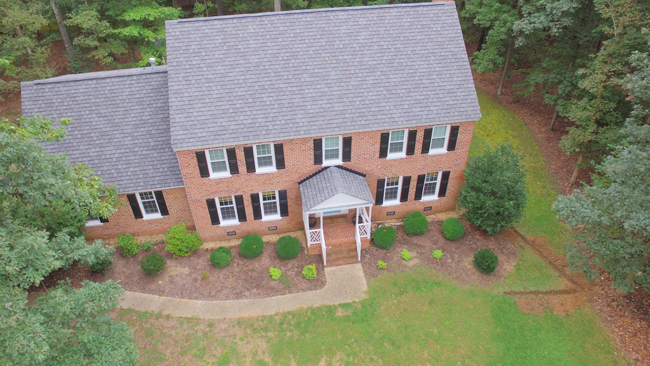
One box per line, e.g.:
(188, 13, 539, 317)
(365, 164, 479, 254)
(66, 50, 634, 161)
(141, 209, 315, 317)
(31, 241, 326, 301)
(361, 219, 519, 287)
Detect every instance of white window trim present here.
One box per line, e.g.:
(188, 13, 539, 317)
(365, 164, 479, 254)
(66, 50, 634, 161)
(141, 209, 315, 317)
(421, 171, 442, 202)
(260, 190, 282, 221)
(217, 195, 239, 227)
(85, 218, 103, 227)
(205, 148, 231, 179)
(387, 129, 408, 160)
(136, 191, 163, 220)
(253, 143, 277, 174)
(428, 125, 451, 156)
(382, 176, 402, 207)
(322, 135, 343, 166)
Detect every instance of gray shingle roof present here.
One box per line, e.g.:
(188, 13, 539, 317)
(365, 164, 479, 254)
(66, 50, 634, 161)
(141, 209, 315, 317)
(165, 2, 481, 151)
(299, 167, 374, 212)
(21, 66, 184, 194)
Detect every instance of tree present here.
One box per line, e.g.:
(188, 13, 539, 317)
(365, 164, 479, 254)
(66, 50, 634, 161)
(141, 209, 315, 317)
(458, 144, 527, 235)
(49, 0, 78, 70)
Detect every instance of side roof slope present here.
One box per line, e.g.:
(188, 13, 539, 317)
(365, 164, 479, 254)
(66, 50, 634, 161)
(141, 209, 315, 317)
(21, 67, 184, 194)
(165, 2, 481, 151)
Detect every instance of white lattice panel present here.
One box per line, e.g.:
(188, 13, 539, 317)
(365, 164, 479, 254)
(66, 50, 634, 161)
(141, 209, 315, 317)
(309, 230, 322, 244)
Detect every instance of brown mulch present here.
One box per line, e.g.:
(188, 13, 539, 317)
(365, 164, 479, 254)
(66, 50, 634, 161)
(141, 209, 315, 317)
(361, 219, 519, 287)
(30, 242, 326, 301)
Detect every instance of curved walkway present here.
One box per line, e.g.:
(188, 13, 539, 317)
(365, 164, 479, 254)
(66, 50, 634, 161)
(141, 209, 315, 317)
(118, 263, 368, 319)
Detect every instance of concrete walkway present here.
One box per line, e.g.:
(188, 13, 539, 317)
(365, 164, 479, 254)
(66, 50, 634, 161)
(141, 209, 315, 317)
(118, 263, 368, 319)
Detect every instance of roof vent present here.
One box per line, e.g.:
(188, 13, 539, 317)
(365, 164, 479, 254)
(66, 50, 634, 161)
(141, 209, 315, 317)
(149, 57, 156, 67)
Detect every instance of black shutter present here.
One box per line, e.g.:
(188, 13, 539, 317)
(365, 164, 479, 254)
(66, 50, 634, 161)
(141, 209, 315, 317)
(244, 146, 256, 173)
(313, 138, 323, 165)
(206, 198, 220, 225)
(406, 130, 417, 155)
(375, 178, 385, 205)
(250, 193, 262, 220)
(279, 190, 289, 217)
(234, 195, 247, 222)
(195, 151, 210, 178)
(379, 133, 390, 158)
(226, 148, 239, 174)
(342, 136, 352, 162)
(414, 174, 426, 201)
(438, 171, 451, 197)
(447, 126, 459, 151)
(422, 128, 432, 154)
(127, 194, 143, 219)
(99, 216, 109, 223)
(154, 191, 169, 216)
(400, 176, 411, 202)
(274, 143, 285, 170)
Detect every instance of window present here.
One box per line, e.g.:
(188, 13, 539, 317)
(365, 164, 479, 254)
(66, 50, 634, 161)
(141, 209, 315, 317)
(323, 136, 342, 165)
(388, 129, 407, 158)
(254, 143, 275, 172)
(261, 190, 280, 219)
(85, 214, 102, 227)
(384, 176, 401, 204)
(206, 148, 230, 177)
(137, 191, 161, 219)
(429, 125, 449, 153)
(217, 196, 238, 224)
(422, 171, 441, 200)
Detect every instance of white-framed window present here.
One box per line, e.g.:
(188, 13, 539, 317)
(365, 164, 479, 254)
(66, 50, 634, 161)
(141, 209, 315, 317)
(383, 176, 402, 205)
(260, 190, 281, 220)
(323, 136, 342, 165)
(388, 129, 407, 159)
(254, 143, 276, 173)
(429, 125, 450, 154)
(137, 191, 162, 220)
(85, 214, 102, 227)
(206, 148, 230, 178)
(422, 171, 441, 200)
(217, 195, 239, 225)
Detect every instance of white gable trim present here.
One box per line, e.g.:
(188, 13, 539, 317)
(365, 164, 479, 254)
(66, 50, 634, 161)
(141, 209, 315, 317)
(310, 193, 373, 211)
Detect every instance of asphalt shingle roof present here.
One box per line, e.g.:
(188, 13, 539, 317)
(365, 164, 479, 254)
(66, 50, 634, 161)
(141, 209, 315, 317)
(299, 167, 374, 212)
(20, 66, 184, 194)
(165, 2, 481, 151)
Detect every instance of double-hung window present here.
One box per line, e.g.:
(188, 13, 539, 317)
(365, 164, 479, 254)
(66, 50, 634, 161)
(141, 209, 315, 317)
(323, 136, 342, 165)
(137, 191, 162, 219)
(429, 125, 449, 154)
(388, 129, 407, 159)
(85, 214, 102, 227)
(217, 195, 238, 225)
(261, 190, 280, 220)
(206, 148, 230, 178)
(422, 171, 441, 200)
(383, 176, 402, 205)
(254, 143, 276, 173)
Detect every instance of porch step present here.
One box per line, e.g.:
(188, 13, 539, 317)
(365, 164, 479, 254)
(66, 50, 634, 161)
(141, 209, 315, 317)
(326, 249, 359, 261)
(307, 238, 370, 255)
(325, 257, 361, 268)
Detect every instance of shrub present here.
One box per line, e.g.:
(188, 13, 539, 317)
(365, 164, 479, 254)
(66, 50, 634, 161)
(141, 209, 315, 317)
(442, 218, 465, 240)
(401, 249, 412, 261)
(432, 250, 443, 261)
(269, 267, 282, 280)
(164, 223, 203, 257)
(85, 241, 115, 274)
(89, 256, 113, 274)
(302, 264, 317, 280)
(459, 144, 527, 235)
(239, 234, 264, 258)
(377, 260, 387, 269)
(210, 247, 232, 268)
(141, 253, 166, 275)
(117, 233, 139, 258)
(276, 236, 301, 259)
(371, 226, 396, 249)
(474, 248, 499, 274)
(404, 211, 428, 236)
(140, 241, 154, 251)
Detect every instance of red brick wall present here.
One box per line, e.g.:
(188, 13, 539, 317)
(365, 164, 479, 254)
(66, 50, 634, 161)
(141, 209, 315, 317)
(177, 122, 475, 241)
(84, 187, 194, 240)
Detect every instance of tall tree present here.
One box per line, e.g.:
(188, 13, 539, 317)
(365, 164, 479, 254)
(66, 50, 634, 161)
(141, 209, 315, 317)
(49, 0, 78, 70)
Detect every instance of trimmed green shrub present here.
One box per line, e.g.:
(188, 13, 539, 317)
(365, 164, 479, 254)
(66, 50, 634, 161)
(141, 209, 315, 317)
(239, 234, 264, 258)
(401, 249, 412, 261)
(302, 264, 317, 280)
(85, 241, 115, 274)
(372, 226, 396, 249)
(377, 260, 387, 269)
(210, 247, 232, 268)
(474, 248, 499, 274)
(442, 218, 465, 240)
(117, 233, 139, 258)
(276, 236, 301, 259)
(403, 211, 429, 236)
(269, 267, 282, 280)
(89, 256, 113, 274)
(141, 253, 166, 275)
(140, 241, 154, 251)
(164, 222, 203, 257)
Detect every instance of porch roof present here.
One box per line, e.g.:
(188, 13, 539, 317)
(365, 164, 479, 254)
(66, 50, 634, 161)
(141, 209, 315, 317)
(299, 166, 374, 212)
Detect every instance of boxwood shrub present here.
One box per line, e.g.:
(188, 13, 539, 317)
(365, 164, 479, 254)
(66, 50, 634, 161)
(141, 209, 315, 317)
(276, 236, 301, 259)
(239, 234, 264, 258)
(442, 218, 465, 240)
(302, 264, 317, 280)
(371, 226, 396, 249)
(210, 247, 232, 268)
(89, 257, 113, 274)
(404, 211, 428, 236)
(141, 253, 166, 275)
(117, 233, 139, 258)
(474, 248, 499, 274)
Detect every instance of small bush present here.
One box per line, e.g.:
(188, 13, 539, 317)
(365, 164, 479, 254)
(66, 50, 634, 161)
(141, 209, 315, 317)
(372, 226, 396, 249)
(474, 248, 499, 274)
(85, 241, 115, 274)
(302, 264, 317, 280)
(401, 249, 412, 261)
(377, 260, 387, 269)
(276, 236, 301, 259)
(210, 247, 232, 268)
(89, 257, 113, 274)
(442, 218, 465, 240)
(140, 241, 154, 251)
(164, 223, 203, 257)
(432, 250, 443, 261)
(117, 233, 139, 258)
(404, 211, 429, 236)
(269, 267, 282, 280)
(141, 253, 166, 275)
(239, 234, 264, 258)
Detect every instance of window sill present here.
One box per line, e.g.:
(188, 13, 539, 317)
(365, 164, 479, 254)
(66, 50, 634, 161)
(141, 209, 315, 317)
(382, 201, 401, 207)
(261, 216, 282, 222)
(85, 221, 103, 227)
(142, 214, 163, 221)
(421, 196, 439, 202)
(219, 221, 240, 227)
(322, 160, 342, 167)
(428, 150, 447, 156)
(386, 153, 406, 160)
(256, 168, 277, 175)
(209, 173, 232, 179)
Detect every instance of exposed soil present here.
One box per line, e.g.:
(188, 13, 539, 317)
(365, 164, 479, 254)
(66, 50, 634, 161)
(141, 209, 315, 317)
(514, 292, 588, 316)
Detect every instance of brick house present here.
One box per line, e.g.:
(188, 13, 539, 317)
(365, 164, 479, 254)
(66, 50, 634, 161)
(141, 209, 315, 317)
(21, 2, 480, 266)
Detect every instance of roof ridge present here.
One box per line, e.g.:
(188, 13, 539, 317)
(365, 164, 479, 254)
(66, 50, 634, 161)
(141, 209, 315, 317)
(298, 166, 330, 185)
(25, 66, 168, 86)
(334, 165, 366, 178)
